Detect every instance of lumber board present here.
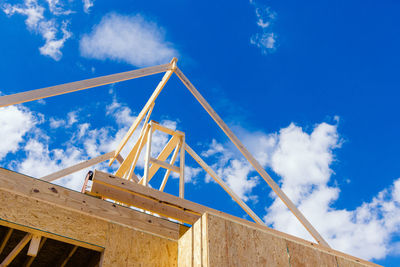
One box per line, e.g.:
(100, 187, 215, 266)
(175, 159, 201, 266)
(149, 157, 180, 173)
(90, 182, 199, 224)
(59, 246, 78, 267)
(143, 123, 154, 186)
(27, 235, 41, 257)
(110, 58, 177, 165)
(115, 124, 150, 178)
(0, 168, 180, 241)
(1, 233, 32, 266)
(0, 228, 13, 255)
(40, 151, 114, 182)
(185, 144, 264, 225)
(139, 135, 180, 185)
(0, 63, 172, 108)
(160, 142, 181, 191)
(24, 237, 47, 267)
(179, 135, 185, 198)
(174, 67, 329, 247)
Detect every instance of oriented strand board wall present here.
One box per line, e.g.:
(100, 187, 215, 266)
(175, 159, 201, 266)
(178, 213, 376, 267)
(0, 188, 178, 266)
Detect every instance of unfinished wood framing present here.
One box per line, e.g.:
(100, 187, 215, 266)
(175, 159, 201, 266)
(3, 57, 380, 251)
(1, 233, 32, 266)
(40, 151, 115, 182)
(27, 235, 41, 257)
(24, 237, 47, 267)
(0, 228, 12, 255)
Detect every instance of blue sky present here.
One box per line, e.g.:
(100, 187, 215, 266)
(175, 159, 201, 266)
(1, 0, 400, 265)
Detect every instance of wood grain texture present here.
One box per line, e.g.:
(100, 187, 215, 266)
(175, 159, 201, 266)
(0, 168, 180, 241)
(0, 63, 171, 108)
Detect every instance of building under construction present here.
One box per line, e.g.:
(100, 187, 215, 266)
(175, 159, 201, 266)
(0, 58, 380, 266)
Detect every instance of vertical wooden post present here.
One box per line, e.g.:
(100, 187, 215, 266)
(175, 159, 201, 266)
(143, 122, 154, 186)
(179, 135, 185, 198)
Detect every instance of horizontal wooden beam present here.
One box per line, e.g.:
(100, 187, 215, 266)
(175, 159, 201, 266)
(152, 122, 183, 136)
(0, 63, 172, 108)
(0, 168, 181, 241)
(149, 157, 180, 173)
(40, 151, 115, 182)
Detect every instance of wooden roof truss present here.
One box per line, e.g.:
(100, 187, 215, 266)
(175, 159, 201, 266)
(0, 58, 330, 247)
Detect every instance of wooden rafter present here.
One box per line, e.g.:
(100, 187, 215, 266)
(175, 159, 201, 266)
(24, 237, 47, 267)
(41, 151, 115, 182)
(0, 63, 172, 108)
(174, 67, 330, 247)
(1, 233, 32, 266)
(109, 58, 177, 165)
(60, 246, 78, 267)
(185, 143, 264, 225)
(0, 228, 13, 255)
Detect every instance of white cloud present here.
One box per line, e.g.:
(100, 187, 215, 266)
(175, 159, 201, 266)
(0, 106, 36, 160)
(80, 13, 178, 67)
(45, 0, 73, 15)
(1, 0, 72, 60)
(49, 117, 66, 128)
(82, 0, 94, 13)
(250, 2, 277, 54)
(204, 121, 400, 260)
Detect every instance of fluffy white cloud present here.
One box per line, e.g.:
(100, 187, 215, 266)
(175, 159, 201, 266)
(80, 13, 178, 67)
(1, 0, 72, 60)
(82, 0, 94, 13)
(0, 106, 36, 160)
(250, 2, 277, 54)
(204, 121, 400, 260)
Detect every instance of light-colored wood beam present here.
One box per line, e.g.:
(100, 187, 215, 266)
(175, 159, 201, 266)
(179, 135, 185, 199)
(115, 124, 150, 178)
(185, 143, 264, 225)
(24, 237, 47, 267)
(174, 67, 330, 247)
(143, 123, 154, 186)
(0, 228, 13, 255)
(152, 122, 184, 137)
(0, 168, 181, 241)
(159, 142, 181, 192)
(109, 58, 177, 165)
(1, 233, 32, 266)
(27, 235, 41, 257)
(138, 135, 180, 185)
(60, 246, 78, 267)
(0, 63, 172, 108)
(149, 157, 180, 173)
(41, 151, 114, 182)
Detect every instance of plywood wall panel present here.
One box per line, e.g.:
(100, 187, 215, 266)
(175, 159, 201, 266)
(286, 239, 337, 267)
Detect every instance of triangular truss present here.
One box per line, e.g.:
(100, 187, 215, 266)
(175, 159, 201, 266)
(0, 58, 330, 247)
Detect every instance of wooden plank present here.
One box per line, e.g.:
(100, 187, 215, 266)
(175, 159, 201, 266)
(152, 122, 183, 136)
(90, 182, 199, 224)
(116, 154, 124, 165)
(185, 144, 264, 225)
(0, 168, 181, 241)
(174, 67, 330, 247)
(60, 246, 78, 267)
(0, 228, 13, 255)
(179, 135, 185, 199)
(139, 135, 180, 185)
(143, 123, 154, 186)
(0, 63, 172, 108)
(41, 151, 114, 182)
(1, 233, 32, 266)
(27, 235, 41, 257)
(110, 58, 177, 165)
(115, 124, 150, 178)
(149, 157, 180, 173)
(24, 237, 47, 267)
(160, 142, 181, 192)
